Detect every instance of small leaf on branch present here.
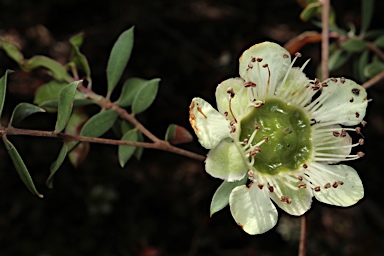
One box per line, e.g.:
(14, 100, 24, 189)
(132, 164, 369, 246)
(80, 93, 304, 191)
(134, 131, 144, 160)
(358, 50, 369, 81)
(165, 124, 193, 145)
(341, 39, 366, 53)
(4, 139, 43, 198)
(361, 0, 374, 34)
(364, 61, 384, 79)
(69, 32, 92, 84)
(54, 81, 81, 134)
(118, 129, 139, 168)
(107, 27, 134, 97)
(0, 40, 24, 63)
(299, 2, 321, 22)
(132, 78, 160, 114)
(374, 35, 384, 48)
(328, 48, 351, 71)
(116, 77, 147, 107)
(80, 109, 119, 138)
(46, 144, 68, 188)
(0, 70, 13, 119)
(22, 56, 72, 82)
(9, 103, 45, 126)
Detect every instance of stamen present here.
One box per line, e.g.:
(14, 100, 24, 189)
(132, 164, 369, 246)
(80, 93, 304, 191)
(227, 87, 237, 123)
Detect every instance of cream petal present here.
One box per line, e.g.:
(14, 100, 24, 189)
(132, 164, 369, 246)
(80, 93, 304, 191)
(239, 42, 291, 98)
(277, 67, 311, 104)
(269, 178, 312, 216)
(189, 97, 231, 149)
(215, 77, 248, 120)
(312, 79, 368, 126)
(229, 183, 278, 235)
(206, 139, 248, 181)
(310, 163, 364, 207)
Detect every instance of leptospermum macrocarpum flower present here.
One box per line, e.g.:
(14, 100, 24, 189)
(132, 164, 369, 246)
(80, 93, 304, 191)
(189, 42, 368, 235)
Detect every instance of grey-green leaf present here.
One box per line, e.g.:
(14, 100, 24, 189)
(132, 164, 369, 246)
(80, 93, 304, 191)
(69, 33, 92, 84)
(106, 27, 134, 97)
(358, 50, 369, 81)
(22, 56, 72, 82)
(299, 2, 321, 22)
(54, 81, 81, 134)
(46, 144, 68, 188)
(80, 109, 119, 137)
(116, 77, 147, 107)
(4, 139, 43, 198)
(328, 49, 351, 71)
(9, 103, 45, 126)
(134, 131, 144, 160)
(374, 35, 384, 48)
(210, 177, 247, 217)
(361, 0, 374, 34)
(364, 61, 384, 78)
(0, 70, 13, 119)
(132, 78, 160, 114)
(340, 39, 366, 53)
(0, 41, 24, 63)
(118, 129, 138, 168)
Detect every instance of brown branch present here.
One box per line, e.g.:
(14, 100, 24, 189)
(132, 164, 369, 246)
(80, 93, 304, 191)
(2, 126, 206, 162)
(298, 214, 308, 256)
(366, 42, 384, 61)
(321, 0, 330, 81)
(362, 70, 384, 89)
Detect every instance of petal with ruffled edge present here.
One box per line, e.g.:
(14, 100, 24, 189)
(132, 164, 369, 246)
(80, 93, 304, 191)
(189, 97, 231, 149)
(239, 42, 291, 98)
(309, 163, 364, 207)
(215, 77, 248, 120)
(229, 183, 278, 235)
(269, 178, 313, 216)
(206, 139, 248, 181)
(311, 79, 368, 126)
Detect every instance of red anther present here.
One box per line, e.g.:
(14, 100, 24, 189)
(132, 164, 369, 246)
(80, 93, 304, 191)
(314, 186, 321, 192)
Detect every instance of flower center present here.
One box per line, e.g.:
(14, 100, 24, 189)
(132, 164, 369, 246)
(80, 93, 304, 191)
(240, 98, 312, 175)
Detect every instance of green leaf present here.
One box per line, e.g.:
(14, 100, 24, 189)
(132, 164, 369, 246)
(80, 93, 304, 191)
(374, 35, 384, 48)
(46, 144, 68, 188)
(34, 81, 67, 105)
(328, 49, 351, 71)
(69, 32, 84, 48)
(364, 61, 384, 78)
(116, 77, 147, 107)
(165, 124, 193, 145)
(80, 109, 119, 137)
(54, 81, 81, 134)
(358, 50, 369, 81)
(4, 139, 43, 198)
(132, 78, 160, 114)
(40, 99, 93, 109)
(210, 177, 247, 217)
(118, 129, 138, 168)
(0, 70, 13, 119)
(0, 41, 24, 63)
(69, 32, 92, 84)
(300, 2, 321, 22)
(121, 120, 135, 134)
(361, 0, 374, 34)
(22, 56, 72, 82)
(364, 29, 384, 40)
(340, 39, 366, 53)
(106, 27, 134, 97)
(9, 103, 45, 126)
(134, 131, 144, 160)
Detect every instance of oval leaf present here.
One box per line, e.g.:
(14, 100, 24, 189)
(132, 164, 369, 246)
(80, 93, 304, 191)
(364, 61, 384, 79)
(118, 129, 138, 168)
(299, 2, 321, 22)
(4, 139, 43, 198)
(22, 56, 72, 82)
(46, 144, 68, 188)
(69, 33, 92, 84)
(0, 70, 13, 118)
(54, 81, 81, 133)
(374, 35, 384, 48)
(361, 0, 374, 34)
(9, 103, 45, 126)
(328, 49, 351, 71)
(132, 78, 160, 114)
(210, 177, 247, 217)
(341, 39, 366, 53)
(80, 109, 119, 137)
(0, 41, 24, 63)
(134, 131, 144, 160)
(358, 49, 369, 81)
(116, 77, 147, 107)
(165, 124, 193, 145)
(106, 27, 134, 97)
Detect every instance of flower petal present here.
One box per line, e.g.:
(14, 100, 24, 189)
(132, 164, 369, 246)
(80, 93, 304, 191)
(310, 163, 364, 207)
(269, 178, 312, 216)
(215, 77, 248, 120)
(277, 67, 311, 104)
(206, 139, 248, 181)
(312, 79, 368, 126)
(239, 42, 291, 97)
(189, 97, 231, 149)
(229, 183, 278, 235)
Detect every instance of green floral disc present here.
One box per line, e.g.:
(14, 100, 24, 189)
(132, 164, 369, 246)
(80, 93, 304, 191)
(240, 98, 312, 175)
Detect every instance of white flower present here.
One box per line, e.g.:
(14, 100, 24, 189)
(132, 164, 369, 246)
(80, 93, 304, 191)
(189, 42, 368, 235)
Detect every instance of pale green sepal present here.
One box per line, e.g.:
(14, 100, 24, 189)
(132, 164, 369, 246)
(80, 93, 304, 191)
(313, 163, 364, 207)
(205, 139, 247, 181)
(313, 79, 368, 126)
(210, 176, 247, 217)
(189, 97, 230, 149)
(215, 77, 248, 120)
(239, 42, 291, 95)
(229, 183, 278, 235)
(269, 179, 312, 216)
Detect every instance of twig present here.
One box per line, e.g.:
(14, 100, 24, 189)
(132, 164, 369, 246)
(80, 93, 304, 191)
(366, 41, 384, 61)
(362, 70, 384, 89)
(298, 214, 308, 256)
(321, 0, 330, 81)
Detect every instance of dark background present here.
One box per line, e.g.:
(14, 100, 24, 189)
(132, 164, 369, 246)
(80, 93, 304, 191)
(1, 0, 384, 255)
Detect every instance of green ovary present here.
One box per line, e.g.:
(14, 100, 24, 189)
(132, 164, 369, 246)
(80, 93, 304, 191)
(240, 99, 312, 175)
